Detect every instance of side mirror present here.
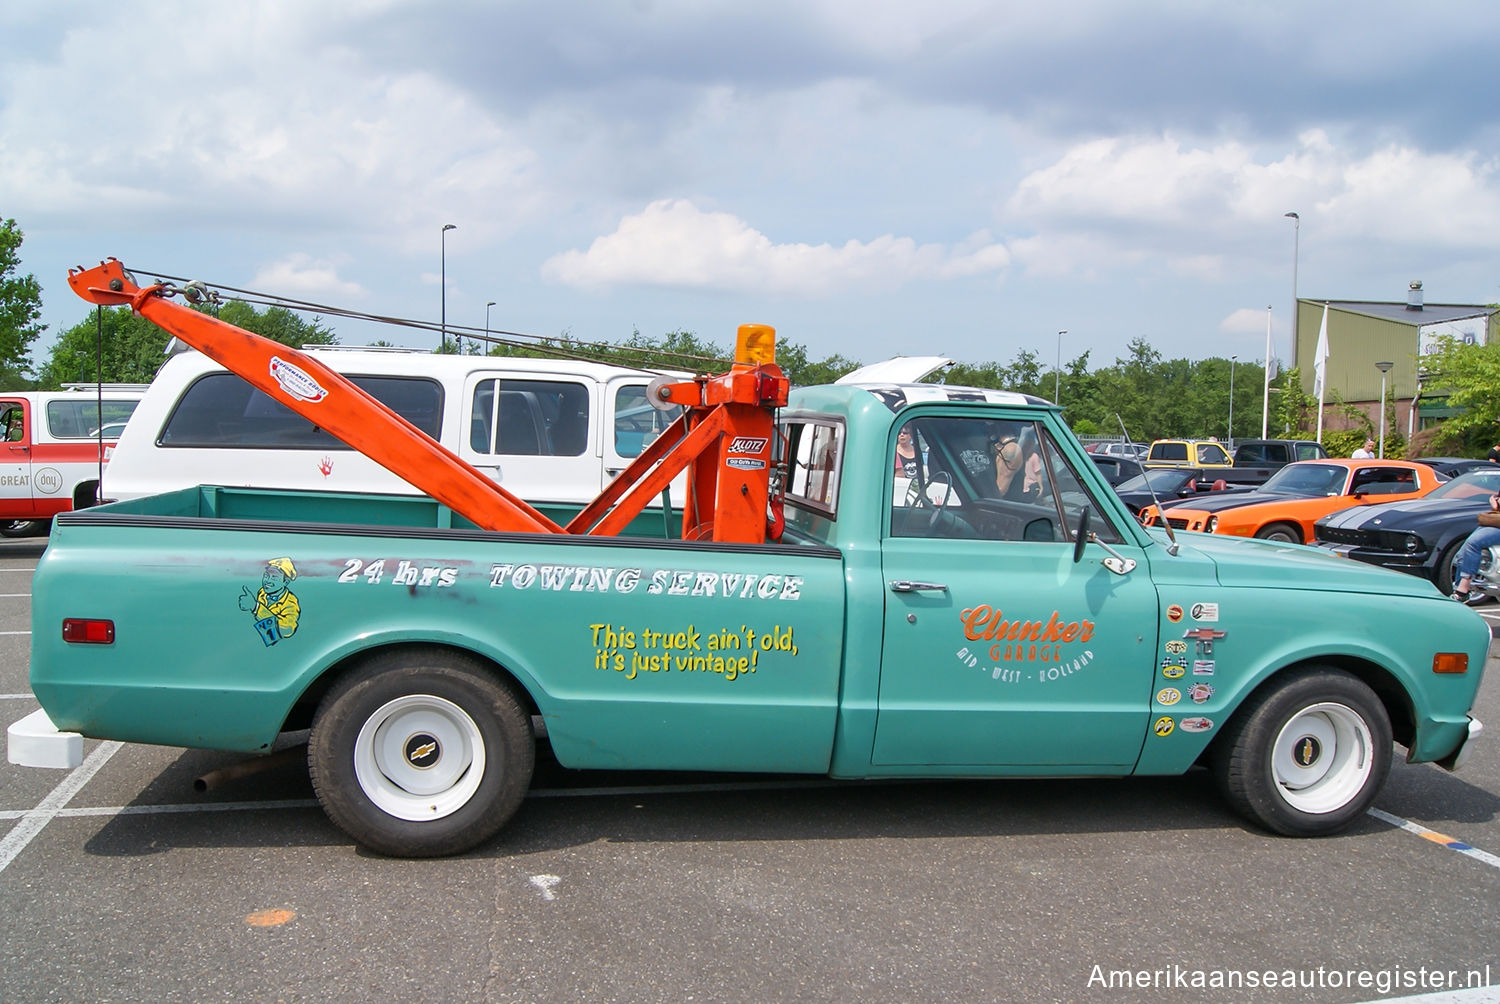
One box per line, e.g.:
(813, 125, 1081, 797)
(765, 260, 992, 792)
(1073, 508, 1092, 563)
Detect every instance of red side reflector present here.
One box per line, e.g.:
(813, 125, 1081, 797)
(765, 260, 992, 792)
(62, 619, 115, 644)
(1433, 653, 1468, 675)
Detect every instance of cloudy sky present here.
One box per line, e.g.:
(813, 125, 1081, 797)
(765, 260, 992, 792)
(4, 1, 1498, 374)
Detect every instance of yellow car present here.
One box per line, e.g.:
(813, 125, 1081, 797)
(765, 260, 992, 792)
(1144, 439, 1233, 469)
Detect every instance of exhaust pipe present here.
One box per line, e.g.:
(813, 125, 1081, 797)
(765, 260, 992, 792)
(194, 744, 307, 793)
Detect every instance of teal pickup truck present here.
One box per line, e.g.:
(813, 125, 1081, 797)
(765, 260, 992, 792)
(9, 380, 1488, 856)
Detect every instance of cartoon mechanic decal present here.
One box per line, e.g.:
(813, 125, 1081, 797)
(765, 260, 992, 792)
(239, 557, 302, 646)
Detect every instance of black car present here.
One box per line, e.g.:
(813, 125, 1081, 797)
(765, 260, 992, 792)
(1313, 467, 1500, 592)
(1414, 457, 1491, 479)
(1091, 454, 1145, 486)
(1112, 467, 1248, 516)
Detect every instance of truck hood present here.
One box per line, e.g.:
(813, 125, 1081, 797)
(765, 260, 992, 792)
(1150, 527, 1442, 598)
(1316, 495, 1484, 531)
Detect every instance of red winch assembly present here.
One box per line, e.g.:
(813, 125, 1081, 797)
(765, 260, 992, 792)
(68, 259, 789, 543)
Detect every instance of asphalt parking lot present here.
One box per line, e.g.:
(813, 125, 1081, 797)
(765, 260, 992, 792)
(3, 534, 1498, 1004)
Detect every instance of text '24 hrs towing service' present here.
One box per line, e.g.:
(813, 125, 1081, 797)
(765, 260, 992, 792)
(7, 259, 1487, 857)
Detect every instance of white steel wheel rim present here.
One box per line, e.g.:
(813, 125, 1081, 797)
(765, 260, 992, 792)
(353, 694, 487, 821)
(1270, 702, 1374, 814)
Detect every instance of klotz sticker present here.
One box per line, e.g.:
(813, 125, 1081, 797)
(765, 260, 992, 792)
(1188, 682, 1214, 704)
(1166, 604, 1184, 623)
(1161, 662, 1187, 680)
(1154, 716, 1175, 737)
(269, 357, 329, 403)
(1193, 660, 1215, 676)
(1164, 640, 1188, 656)
(1189, 602, 1220, 622)
(1156, 688, 1182, 706)
(1179, 717, 1214, 733)
(727, 436, 769, 455)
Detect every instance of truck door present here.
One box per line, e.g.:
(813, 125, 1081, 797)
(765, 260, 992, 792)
(874, 414, 1159, 769)
(1, 399, 38, 518)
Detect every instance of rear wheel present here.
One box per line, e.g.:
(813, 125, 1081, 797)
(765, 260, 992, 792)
(1437, 538, 1464, 595)
(0, 519, 45, 538)
(1213, 667, 1391, 836)
(309, 649, 534, 857)
(1255, 522, 1301, 544)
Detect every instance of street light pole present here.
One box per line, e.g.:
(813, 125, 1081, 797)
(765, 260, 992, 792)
(1228, 355, 1237, 447)
(1055, 330, 1066, 404)
(440, 223, 456, 352)
(484, 300, 496, 356)
(1375, 361, 1393, 458)
(1284, 211, 1299, 368)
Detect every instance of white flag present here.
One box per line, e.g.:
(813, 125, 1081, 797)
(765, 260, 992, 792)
(1312, 303, 1330, 400)
(1264, 307, 1278, 382)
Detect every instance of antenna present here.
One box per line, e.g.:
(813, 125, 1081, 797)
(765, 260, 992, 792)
(1118, 415, 1178, 556)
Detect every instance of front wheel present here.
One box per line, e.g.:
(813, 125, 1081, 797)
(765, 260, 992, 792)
(309, 649, 535, 857)
(1255, 522, 1301, 544)
(1212, 667, 1391, 836)
(0, 519, 45, 538)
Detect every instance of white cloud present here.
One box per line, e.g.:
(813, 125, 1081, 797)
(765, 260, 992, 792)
(541, 199, 1010, 295)
(1219, 307, 1274, 335)
(251, 254, 367, 301)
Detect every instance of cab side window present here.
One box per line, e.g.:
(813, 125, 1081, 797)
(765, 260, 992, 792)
(612, 385, 681, 458)
(2, 406, 23, 443)
(886, 416, 1125, 545)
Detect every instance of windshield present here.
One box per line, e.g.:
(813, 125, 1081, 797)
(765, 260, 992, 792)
(1118, 469, 1193, 492)
(1429, 468, 1500, 499)
(1261, 463, 1347, 496)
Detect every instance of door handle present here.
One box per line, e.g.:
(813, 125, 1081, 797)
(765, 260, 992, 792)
(889, 580, 948, 593)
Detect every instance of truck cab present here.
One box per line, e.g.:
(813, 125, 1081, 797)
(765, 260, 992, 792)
(1, 385, 147, 536)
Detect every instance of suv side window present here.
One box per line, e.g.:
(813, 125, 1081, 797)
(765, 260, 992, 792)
(160, 374, 443, 447)
(469, 379, 589, 457)
(612, 385, 680, 458)
(1152, 443, 1187, 462)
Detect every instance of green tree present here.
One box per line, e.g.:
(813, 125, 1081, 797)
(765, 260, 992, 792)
(0, 219, 45, 389)
(1419, 334, 1500, 453)
(36, 299, 338, 388)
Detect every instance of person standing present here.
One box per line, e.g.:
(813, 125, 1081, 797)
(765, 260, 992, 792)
(1351, 439, 1376, 459)
(1449, 493, 1500, 606)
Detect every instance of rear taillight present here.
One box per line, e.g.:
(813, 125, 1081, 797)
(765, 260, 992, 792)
(62, 619, 115, 644)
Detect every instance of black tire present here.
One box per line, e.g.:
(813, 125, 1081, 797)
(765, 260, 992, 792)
(1437, 538, 1463, 595)
(1255, 522, 1301, 544)
(0, 519, 45, 538)
(308, 648, 534, 857)
(1212, 667, 1391, 836)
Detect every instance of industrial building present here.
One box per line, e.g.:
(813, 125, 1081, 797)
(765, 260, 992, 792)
(1292, 281, 1499, 437)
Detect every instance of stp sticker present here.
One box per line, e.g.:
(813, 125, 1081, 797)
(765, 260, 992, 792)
(1166, 604, 1184, 623)
(1154, 716, 1175, 737)
(1179, 717, 1214, 733)
(1156, 688, 1182, 706)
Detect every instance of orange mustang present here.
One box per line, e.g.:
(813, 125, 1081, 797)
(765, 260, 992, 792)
(1139, 458, 1440, 544)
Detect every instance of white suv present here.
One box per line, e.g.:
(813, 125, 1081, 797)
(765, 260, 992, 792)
(103, 347, 686, 513)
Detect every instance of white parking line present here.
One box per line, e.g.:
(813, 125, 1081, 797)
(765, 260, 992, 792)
(0, 741, 121, 875)
(0, 694, 34, 700)
(1368, 807, 1500, 871)
(0, 593, 31, 598)
(0, 631, 31, 636)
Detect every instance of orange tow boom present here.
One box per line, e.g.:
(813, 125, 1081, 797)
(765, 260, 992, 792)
(68, 259, 788, 543)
